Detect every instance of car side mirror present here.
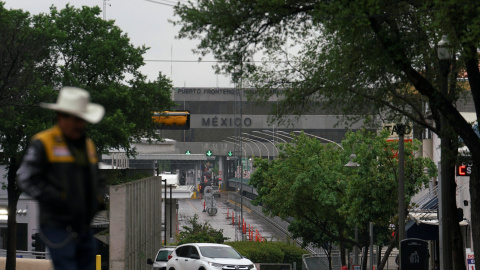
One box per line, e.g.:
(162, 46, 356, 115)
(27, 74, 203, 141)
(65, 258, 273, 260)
(147, 258, 154, 265)
(190, 254, 200, 260)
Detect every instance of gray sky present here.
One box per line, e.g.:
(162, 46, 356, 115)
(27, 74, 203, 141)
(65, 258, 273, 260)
(4, 0, 234, 88)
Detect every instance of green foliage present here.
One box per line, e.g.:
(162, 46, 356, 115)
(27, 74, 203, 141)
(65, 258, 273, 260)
(226, 241, 308, 265)
(176, 214, 229, 244)
(0, 3, 176, 265)
(274, 242, 310, 267)
(30, 4, 177, 154)
(250, 130, 437, 251)
(172, 0, 478, 139)
(1, 2, 177, 158)
(102, 170, 153, 186)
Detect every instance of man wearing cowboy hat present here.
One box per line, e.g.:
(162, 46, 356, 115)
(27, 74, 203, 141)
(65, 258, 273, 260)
(17, 86, 106, 270)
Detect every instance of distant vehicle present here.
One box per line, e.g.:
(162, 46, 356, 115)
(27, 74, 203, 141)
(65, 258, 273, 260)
(166, 243, 257, 270)
(211, 186, 221, 197)
(147, 247, 176, 270)
(158, 173, 180, 186)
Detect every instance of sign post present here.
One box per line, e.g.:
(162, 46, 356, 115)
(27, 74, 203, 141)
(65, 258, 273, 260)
(466, 251, 475, 270)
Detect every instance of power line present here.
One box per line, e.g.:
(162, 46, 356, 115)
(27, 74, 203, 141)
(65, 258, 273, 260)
(143, 0, 175, 7)
(144, 59, 289, 63)
(145, 59, 222, 63)
(143, 0, 194, 7)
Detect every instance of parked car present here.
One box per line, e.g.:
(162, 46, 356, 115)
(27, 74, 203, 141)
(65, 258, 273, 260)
(166, 243, 256, 270)
(147, 247, 176, 270)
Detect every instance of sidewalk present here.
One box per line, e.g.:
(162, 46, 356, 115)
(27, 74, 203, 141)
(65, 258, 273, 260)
(178, 191, 288, 242)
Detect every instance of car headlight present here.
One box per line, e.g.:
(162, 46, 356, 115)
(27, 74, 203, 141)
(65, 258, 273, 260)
(248, 264, 256, 270)
(208, 262, 224, 268)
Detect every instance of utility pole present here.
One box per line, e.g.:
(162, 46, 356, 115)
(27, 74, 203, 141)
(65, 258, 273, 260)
(103, 0, 110, 20)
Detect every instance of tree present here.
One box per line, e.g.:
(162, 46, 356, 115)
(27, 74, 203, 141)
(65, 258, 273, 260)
(172, 1, 480, 268)
(0, 3, 175, 269)
(33, 4, 177, 153)
(176, 214, 228, 244)
(249, 131, 436, 270)
(0, 4, 55, 269)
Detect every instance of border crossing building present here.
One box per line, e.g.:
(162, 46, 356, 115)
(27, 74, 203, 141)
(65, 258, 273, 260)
(143, 87, 364, 182)
(0, 87, 475, 260)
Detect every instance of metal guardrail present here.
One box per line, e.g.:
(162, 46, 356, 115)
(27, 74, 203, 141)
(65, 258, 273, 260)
(228, 192, 320, 254)
(0, 249, 49, 259)
(302, 249, 400, 270)
(257, 263, 293, 270)
(227, 192, 401, 270)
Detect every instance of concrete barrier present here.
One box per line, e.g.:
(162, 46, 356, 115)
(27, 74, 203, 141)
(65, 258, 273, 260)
(0, 257, 53, 270)
(110, 176, 163, 270)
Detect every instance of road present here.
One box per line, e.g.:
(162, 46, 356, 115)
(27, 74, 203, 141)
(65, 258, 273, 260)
(176, 190, 289, 243)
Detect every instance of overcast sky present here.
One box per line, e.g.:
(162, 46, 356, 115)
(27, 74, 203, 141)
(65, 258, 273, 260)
(4, 0, 234, 88)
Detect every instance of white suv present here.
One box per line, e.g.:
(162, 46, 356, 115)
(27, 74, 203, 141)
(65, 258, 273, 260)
(147, 247, 175, 270)
(166, 243, 257, 270)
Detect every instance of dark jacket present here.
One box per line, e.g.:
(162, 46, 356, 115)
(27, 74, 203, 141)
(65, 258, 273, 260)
(17, 125, 105, 231)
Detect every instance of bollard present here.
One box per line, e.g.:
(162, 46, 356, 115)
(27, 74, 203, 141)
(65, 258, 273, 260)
(226, 208, 229, 219)
(202, 201, 206, 212)
(232, 214, 235, 225)
(96, 255, 101, 270)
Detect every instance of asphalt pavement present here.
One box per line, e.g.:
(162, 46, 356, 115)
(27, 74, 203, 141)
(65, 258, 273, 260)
(177, 190, 288, 242)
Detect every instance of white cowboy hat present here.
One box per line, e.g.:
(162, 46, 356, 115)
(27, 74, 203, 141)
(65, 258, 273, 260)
(40, 86, 105, 124)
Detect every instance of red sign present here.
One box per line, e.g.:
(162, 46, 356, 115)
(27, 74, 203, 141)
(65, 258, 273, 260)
(457, 162, 473, 176)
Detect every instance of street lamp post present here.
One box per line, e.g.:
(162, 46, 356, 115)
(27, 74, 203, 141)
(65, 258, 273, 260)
(397, 123, 406, 243)
(270, 130, 294, 140)
(344, 151, 360, 266)
(242, 133, 270, 160)
(229, 136, 255, 158)
(292, 131, 344, 149)
(437, 34, 453, 270)
(396, 123, 406, 270)
(255, 130, 288, 143)
(246, 132, 280, 156)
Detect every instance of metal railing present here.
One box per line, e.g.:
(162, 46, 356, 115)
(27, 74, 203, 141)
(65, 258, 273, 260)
(302, 249, 399, 270)
(0, 249, 49, 259)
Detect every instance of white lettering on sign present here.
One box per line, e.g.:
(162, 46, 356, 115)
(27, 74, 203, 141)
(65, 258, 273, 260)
(202, 117, 252, 127)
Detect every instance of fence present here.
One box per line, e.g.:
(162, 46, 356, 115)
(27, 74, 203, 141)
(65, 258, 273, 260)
(303, 249, 399, 270)
(109, 176, 163, 270)
(228, 191, 401, 270)
(257, 263, 293, 270)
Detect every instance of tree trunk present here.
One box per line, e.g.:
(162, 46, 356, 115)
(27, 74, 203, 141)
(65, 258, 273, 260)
(439, 124, 466, 270)
(378, 240, 396, 270)
(6, 156, 20, 270)
(362, 245, 368, 270)
(339, 241, 346, 267)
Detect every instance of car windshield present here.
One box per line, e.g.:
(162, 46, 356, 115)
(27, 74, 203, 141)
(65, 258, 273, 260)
(199, 246, 242, 259)
(156, 250, 173, 261)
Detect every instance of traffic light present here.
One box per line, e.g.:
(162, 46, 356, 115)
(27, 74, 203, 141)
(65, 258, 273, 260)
(152, 111, 190, 130)
(31, 233, 45, 252)
(206, 150, 213, 157)
(185, 150, 192, 155)
(227, 151, 233, 157)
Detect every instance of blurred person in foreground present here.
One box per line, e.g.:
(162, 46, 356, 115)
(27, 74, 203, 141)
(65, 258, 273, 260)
(17, 86, 106, 270)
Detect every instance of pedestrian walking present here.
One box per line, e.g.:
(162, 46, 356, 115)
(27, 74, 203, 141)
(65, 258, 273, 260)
(17, 86, 106, 270)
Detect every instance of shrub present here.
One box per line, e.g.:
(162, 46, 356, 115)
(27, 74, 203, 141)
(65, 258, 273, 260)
(226, 241, 308, 266)
(274, 242, 309, 267)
